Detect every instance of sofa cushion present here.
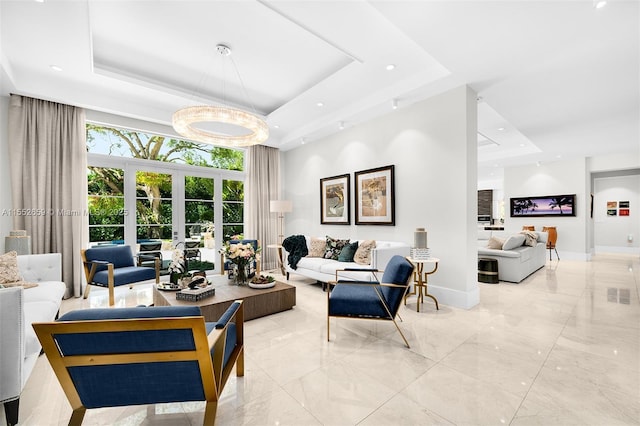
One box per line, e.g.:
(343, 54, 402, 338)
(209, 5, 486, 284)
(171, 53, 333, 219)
(0, 251, 23, 284)
(308, 238, 326, 258)
(354, 240, 376, 265)
(324, 237, 350, 260)
(338, 241, 358, 262)
(1, 281, 38, 289)
(297, 257, 335, 272)
(486, 236, 504, 249)
(502, 234, 526, 250)
(520, 230, 539, 247)
(24, 300, 62, 357)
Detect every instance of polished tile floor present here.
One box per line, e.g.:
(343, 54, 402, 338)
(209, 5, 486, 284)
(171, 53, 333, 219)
(10, 253, 640, 425)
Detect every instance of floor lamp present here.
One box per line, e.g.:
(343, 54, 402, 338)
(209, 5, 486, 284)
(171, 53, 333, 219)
(270, 200, 292, 245)
(269, 200, 292, 275)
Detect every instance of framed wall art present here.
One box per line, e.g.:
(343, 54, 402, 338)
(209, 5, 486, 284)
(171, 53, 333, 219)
(320, 173, 350, 224)
(510, 194, 576, 217)
(355, 165, 395, 225)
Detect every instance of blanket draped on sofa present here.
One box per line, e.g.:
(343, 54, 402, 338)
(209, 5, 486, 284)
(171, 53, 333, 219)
(282, 235, 308, 269)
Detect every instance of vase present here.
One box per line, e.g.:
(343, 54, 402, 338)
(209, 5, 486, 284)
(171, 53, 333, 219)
(233, 264, 249, 285)
(170, 272, 181, 286)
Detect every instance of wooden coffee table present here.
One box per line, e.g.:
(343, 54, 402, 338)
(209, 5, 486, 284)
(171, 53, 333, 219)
(153, 275, 296, 321)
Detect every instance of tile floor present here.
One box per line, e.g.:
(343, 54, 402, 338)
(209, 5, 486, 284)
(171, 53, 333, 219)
(7, 253, 640, 425)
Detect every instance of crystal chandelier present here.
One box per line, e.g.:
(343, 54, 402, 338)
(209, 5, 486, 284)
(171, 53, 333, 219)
(172, 44, 269, 147)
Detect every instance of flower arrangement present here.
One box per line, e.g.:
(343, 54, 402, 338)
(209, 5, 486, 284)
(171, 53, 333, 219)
(168, 248, 189, 285)
(219, 241, 261, 284)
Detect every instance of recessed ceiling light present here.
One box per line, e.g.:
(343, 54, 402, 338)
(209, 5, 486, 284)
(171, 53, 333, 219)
(386, 64, 396, 71)
(392, 99, 398, 110)
(594, 0, 607, 8)
(339, 121, 345, 130)
(273, 125, 280, 129)
(316, 102, 324, 107)
(556, 154, 562, 158)
(34, 0, 45, 3)
(49, 65, 63, 72)
(497, 127, 505, 131)
(301, 137, 307, 145)
(520, 143, 526, 147)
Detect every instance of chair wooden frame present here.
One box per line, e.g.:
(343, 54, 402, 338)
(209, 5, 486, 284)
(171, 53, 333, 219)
(327, 264, 414, 348)
(81, 249, 160, 306)
(32, 301, 244, 426)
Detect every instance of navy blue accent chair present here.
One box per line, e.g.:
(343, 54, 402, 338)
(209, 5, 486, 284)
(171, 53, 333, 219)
(32, 302, 244, 425)
(220, 239, 261, 278)
(327, 255, 415, 347)
(82, 245, 160, 306)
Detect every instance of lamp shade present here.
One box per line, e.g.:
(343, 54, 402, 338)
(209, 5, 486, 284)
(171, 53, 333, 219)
(270, 200, 292, 213)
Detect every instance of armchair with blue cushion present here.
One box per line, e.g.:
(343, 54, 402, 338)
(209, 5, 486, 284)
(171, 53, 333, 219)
(32, 302, 244, 425)
(219, 239, 261, 277)
(81, 245, 159, 306)
(327, 255, 415, 348)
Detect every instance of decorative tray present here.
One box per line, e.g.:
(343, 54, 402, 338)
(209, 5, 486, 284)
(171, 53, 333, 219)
(156, 283, 181, 291)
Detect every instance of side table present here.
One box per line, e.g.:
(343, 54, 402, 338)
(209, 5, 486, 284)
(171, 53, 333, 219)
(404, 257, 440, 312)
(267, 244, 285, 275)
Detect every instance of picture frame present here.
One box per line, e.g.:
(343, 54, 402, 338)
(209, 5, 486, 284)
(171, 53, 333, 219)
(510, 194, 576, 217)
(355, 165, 395, 225)
(320, 173, 350, 224)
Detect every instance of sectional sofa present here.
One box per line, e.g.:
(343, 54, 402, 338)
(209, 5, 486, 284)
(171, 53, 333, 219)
(477, 230, 548, 283)
(283, 236, 410, 285)
(0, 253, 65, 426)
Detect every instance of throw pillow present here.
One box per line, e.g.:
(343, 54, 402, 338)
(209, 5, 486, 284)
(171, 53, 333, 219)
(502, 234, 526, 250)
(354, 240, 376, 265)
(1, 281, 38, 289)
(520, 230, 539, 247)
(486, 236, 504, 249)
(0, 251, 22, 284)
(338, 241, 359, 262)
(324, 236, 350, 260)
(308, 238, 326, 257)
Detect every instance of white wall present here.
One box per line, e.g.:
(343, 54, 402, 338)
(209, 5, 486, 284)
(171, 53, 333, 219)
(283, 86, 480, 309)
(594, 175, 640, 253)
(504, 158, 589, 260)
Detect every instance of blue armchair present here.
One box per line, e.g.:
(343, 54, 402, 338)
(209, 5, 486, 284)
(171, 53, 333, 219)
(32, 302, 244, 425)
(81, 245, 159, 306)
(327, 255, 415, 347)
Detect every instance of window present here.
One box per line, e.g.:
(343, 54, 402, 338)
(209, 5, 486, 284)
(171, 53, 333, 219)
(86, 123, 245, 272)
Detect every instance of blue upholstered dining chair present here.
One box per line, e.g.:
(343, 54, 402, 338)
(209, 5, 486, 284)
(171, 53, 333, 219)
(327, 255, 415, 348)
(32, 302, 244, 425)
(81, 245, 159, 306)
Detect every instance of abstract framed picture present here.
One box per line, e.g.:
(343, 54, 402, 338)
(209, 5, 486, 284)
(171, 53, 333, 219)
(619, 208, 630, 216)
(619, 201, 630, 208)
(355, 165, 395, 225)
(320, 173, 350, 224)
(510, 194, 576, 217)
(607, 201, 618, 209)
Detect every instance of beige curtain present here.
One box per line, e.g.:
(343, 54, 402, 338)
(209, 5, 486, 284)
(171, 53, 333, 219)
(8, 94, 88, 298)
(245, 145, 280, 271)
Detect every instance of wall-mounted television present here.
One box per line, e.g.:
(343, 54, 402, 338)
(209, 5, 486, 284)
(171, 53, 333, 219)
(510, 194, 576, 217)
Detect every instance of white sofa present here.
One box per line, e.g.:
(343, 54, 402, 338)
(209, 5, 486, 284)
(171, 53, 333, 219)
(0, 253, 65, 426)
(284, 237, 410, 285)
(477, 230, 548, 283)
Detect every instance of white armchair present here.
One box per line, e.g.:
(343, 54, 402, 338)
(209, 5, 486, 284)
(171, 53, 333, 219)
(0, 253, 65, 426)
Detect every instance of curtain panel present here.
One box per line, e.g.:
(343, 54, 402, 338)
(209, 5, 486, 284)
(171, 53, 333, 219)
(8, 94, 88, 298)
(245, 145, 280, 271)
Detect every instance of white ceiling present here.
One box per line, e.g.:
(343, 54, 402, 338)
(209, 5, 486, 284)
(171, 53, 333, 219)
(1, 0, 638, 185)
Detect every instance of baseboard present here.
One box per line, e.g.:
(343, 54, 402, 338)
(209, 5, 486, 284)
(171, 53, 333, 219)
(594, 246, 640, 255)
(426, 284, 479, 310)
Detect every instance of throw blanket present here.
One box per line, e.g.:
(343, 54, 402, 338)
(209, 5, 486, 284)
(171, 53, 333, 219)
(282, 235, 308, 270)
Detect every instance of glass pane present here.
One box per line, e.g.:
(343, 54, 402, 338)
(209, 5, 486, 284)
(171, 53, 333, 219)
(137, 225, 172, 241)
(223, 202, 243, 224)
(136, 171, 172, 198)
(88, 196, 125, 225)
(87, 167, 124, 195)
(89, 226, 124, 244)
(136, 172, 172, 242)
(185, 176, 214, 200)
(223, 225, 244, 241)
(223, 180, 243, 201)
(185, 200, 214, 224)
(136, 199, 173, 224)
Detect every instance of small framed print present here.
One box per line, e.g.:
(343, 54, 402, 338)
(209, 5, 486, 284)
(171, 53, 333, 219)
(619, 201, 630, 208)
(619, 208, 630, 216)
(607, 201, 618, 209)
(355, 165, 395, 225)
(320, 174, 350, 224)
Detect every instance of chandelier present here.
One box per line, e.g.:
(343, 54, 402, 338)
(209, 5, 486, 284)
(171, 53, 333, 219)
(172, 44, 269, 147)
